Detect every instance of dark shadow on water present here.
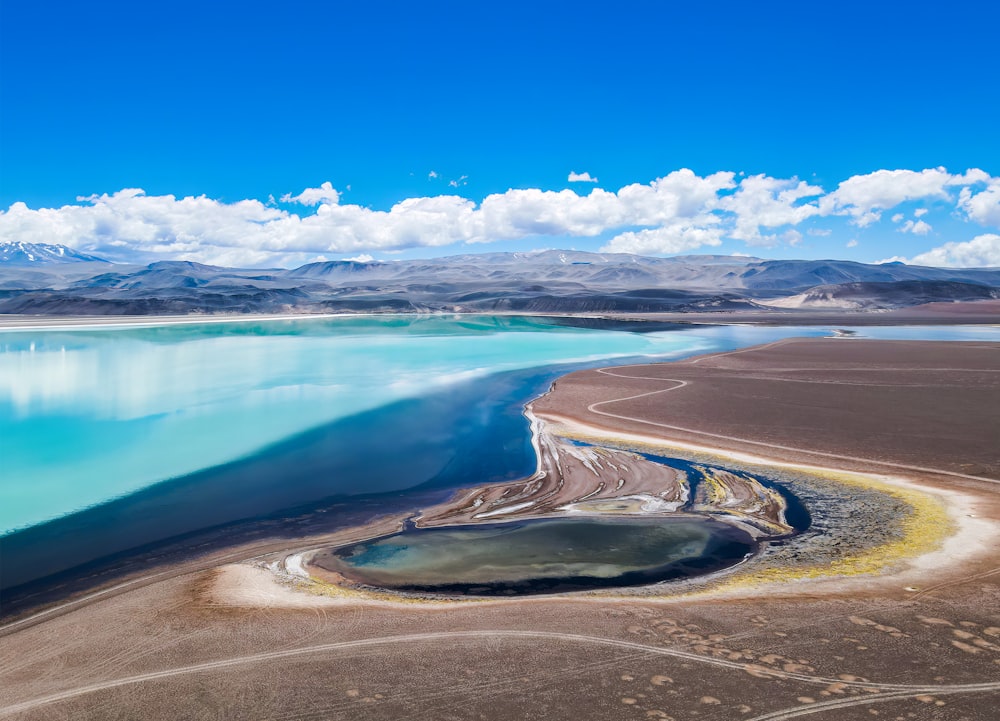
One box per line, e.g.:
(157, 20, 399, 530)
(0, 364, 570, 607)
(536, 316, 708, 333)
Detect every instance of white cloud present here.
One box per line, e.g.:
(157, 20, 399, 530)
(568, 171, 598, 183)
(819, 167, 989, 226)
(914, 208, 928, 218)
(4, 166, 999, 267)
(907, 234, 1000, 267)
(959, 180, 1000, 227)
(475, 187, 626, 238)
(0, 189, 481, 267)
(601, 222, 724, 255)
(891, 213, 904, 223)
(474, 169, 733, 244)
(448, 175, 469, 188)
(616, 170, 736, 224)
(898, 219, 932, 235)
(428, 171, 439, 179)
(280, 181, 340, 206)
(343, 254, 374, 263)
(3, 190, 289, 266)
(846, 239, 858, 248)
(2, 172, 736, 264)
(783, 229, 803, 247)
(719, 175, 822, 243)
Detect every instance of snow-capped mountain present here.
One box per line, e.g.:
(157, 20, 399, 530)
(0, 241, 109, 265)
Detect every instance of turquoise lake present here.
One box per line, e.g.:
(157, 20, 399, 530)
(3, 315, 999, 536)
(1, 315, 998, 593)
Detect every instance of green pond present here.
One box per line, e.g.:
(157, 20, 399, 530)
(314, 516, 757, 596)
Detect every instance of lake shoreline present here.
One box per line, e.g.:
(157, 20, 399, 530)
(2, 330, 998, 625)
(1, 297, 999, 332)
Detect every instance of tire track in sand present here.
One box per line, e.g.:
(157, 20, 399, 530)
(4, 630, 999, 717)
(746, 684, 1000, 720)
(583, 366, 1000, 486)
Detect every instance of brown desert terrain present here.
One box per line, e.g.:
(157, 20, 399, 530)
(532, 338, 1000, 481)
(1, 338, 999, 720)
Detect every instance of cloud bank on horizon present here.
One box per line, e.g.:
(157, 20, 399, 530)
(2, 167, 999, 269)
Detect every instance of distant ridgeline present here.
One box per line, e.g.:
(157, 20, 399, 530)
(0, 242, 998, 315)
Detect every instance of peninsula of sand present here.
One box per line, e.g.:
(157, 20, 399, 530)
(526, 337, 1000, 596)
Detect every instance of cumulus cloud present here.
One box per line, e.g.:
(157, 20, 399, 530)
(616, 170, 735, 224)
(0, 189, 481, 266)
(898, 219, 932, 235)
(473, 169, 734, 249)
(959, 181, 1000, 227)
(2, 190, 289, 266)
(907, 234, 1000, 267)
(719, 175, 822, 243)
(783, 229, 803, 246)
(846, 239, 858, 248)
(568, 171, 598, 183)
(3, 172, 737, 264)
(3, 166, 999, 266)
(280, 181, 340, 206)
(601, 221, 725, 255)
(819, 167, 989, 226)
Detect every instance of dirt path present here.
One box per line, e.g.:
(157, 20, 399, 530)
(5, 629, 1000, 717)
(582, 362, 1000, 486)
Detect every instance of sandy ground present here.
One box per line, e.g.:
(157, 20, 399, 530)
(533, 338, 1000, 480)
(537, 412, 999, 600)
(1, 338, 999, 719)
(411, 416, 791, 538)
(601, 299, 1000, 326)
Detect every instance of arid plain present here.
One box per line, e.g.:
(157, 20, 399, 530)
(2, 336, 999, 720)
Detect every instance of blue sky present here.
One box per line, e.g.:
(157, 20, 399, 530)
(1, 1, 998, 267)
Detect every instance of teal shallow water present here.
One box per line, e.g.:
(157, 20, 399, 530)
(0, 315, 709, 534)
(1, 316, 997, 537)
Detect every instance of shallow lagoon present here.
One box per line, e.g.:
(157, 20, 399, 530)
(316, 516, 756, 596)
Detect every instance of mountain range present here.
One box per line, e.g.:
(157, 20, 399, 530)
(0, 241, 109, 265)
(1, 242, 998, 316)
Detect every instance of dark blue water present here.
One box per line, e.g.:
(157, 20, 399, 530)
(0, 364, 556, 591)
